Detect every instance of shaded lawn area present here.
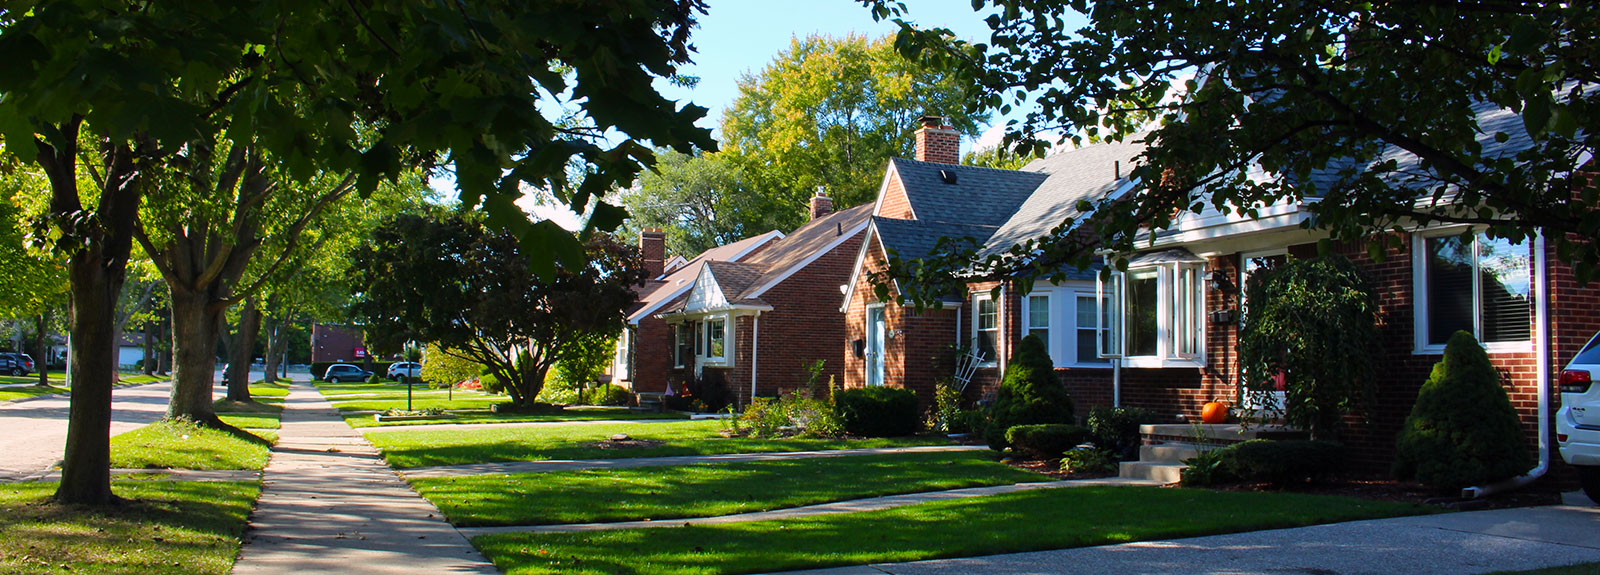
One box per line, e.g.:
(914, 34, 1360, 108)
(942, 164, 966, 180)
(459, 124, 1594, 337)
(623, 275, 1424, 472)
(347, 408, 687, 428)
(0, 385, 69, 402)
(110, 420, 276, 470)
(214, 397, 283, 430)
(475, 485, 1439, 575)
(416, 451, 1044, 527)
(330, 395, 510, 412)
(315, 381, 462, 395)
(368, 420, 953, 469)
(0, 479, 259, 575)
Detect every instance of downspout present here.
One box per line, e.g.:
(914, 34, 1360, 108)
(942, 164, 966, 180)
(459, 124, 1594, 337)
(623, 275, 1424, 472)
(1463, 231, 1550, 499)
(1113, 358, 1122, 408)
(751, 312, 760, 405)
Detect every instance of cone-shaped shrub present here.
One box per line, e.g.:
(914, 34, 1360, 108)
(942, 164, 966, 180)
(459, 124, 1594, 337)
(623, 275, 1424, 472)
(1393, 331, 1533, 491)
(985, 334, 1075, 450)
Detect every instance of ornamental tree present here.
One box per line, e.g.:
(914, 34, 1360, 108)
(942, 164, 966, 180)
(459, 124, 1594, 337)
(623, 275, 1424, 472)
(348, 215, 646, 407)
(860, 0, 1600, 292)
(1238, 255, 1377, 440)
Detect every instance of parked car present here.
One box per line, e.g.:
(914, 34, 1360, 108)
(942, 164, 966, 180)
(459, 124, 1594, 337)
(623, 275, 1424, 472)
(0, 352, 33, 376)
(388, 362, 422, 382)
(322, 364, 373, 383)
(1558, 331, 1600, 503)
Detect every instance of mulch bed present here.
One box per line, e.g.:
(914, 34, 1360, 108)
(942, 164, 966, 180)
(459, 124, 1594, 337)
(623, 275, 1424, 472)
(582, 438, 668, 450)
(1001, 457, 1564, 509)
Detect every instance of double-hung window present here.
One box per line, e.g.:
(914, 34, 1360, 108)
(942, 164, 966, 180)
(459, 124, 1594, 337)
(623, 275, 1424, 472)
(1075, 294, 1110, 365)
(1098, 257, 1206, 367)
(1025, 294, 1050, 347)
(705, 317, 727, 361)
(673, 324, 693, 368)
(1414, 231, 1531, 352)
(972, 294, 998, 364)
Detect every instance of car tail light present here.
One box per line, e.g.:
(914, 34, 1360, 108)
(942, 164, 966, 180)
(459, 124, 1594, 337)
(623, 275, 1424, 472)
(1560, 370, 1592, 394)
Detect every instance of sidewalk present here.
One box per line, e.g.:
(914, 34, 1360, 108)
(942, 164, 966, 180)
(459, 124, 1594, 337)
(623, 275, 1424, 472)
(772, 500, 1600, 575)
(401, 444, 989, 479)
(0, 379, 178, 481)
(231, 380, 497, 575)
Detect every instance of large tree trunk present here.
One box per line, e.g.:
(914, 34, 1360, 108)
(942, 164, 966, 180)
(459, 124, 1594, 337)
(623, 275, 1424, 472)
(34, 311, 51, 387)
(157, 312, 171, 375)
(142, 322, 155, 376)
(261, 315, 289, 383)
(166, 289, 224, 425)
(226, 297, 261, 401)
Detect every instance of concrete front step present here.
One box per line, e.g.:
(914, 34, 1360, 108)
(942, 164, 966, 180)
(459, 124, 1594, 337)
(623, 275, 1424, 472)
(1137, 442, 1223, 465)
(1118, 460, 1185, 484)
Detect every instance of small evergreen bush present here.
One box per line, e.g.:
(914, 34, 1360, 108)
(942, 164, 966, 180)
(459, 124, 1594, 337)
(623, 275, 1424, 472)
(1085, 406, 1165, 460)
(580, 384, 633, 406)
(1224, 439, 1344, 486)
(1393, 331, 1533, 491)
(985, 334, 1075, 450)
(1180, 449, 1235, 486)
(1004, 424, 1090, 460)
(835, 386, 920, 437)
(1060, 446, 1119, 474)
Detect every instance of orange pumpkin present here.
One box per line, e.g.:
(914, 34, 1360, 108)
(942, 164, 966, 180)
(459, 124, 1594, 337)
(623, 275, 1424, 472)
(1201, 401, 1229, 424)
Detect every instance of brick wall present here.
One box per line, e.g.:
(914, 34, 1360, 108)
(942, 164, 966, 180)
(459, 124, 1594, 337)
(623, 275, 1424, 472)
(877, 172, 914, 220)
(626, 314, 675, 394)
(914, 124, 961, 165)
(743, 232, 864, 403)
(843, 234, 961, 407)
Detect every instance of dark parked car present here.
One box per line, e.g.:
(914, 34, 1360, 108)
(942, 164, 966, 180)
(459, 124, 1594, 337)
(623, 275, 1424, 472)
(0, 353, 34, 376)
(323, 364, 373, 383)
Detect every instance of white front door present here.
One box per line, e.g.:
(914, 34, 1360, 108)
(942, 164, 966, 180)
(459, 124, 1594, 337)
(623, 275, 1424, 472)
(1240, 251, 1288, 413)
(866, 307, 886, 387)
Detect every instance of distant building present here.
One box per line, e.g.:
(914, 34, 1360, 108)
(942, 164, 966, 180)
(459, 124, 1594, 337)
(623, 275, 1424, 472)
(311, 324, 367, 363)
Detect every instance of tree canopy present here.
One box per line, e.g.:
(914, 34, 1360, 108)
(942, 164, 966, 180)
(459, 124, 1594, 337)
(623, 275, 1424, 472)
(620, 150, 763, 257)
(865, 0, 1599, 283)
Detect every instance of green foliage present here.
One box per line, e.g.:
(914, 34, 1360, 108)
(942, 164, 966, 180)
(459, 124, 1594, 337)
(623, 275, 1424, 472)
(1180, 449, 1236, 487)
(1060, 447, 1120, 475)
(927, 381, 972, 433)
(963, 145, 1043, 171)
(1239, 255, 1377, 439)
(620, 150, 766, 257)
(554, 332, 616, 391)
(1393, 331, 1534, 491)
(835, 387, 921, 437)
(1085, 406, 1166, 460)
(739, 392, 845, 439)
(1225, 440, 1345, 487)
(348, 214, 643, 406)
(866, 1, 1600, 286)
(580, 384, 634, 407)
(536, 370, 581, 405)
(1005, 424, 1091, 460)
(421, 345, 480, 388)
(985, 334, 1075, 450)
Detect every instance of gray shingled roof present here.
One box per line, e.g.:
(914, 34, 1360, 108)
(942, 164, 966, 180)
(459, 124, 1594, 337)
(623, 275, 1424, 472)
(872, 217, 998, 263)
(890, 158, 1048, 226)
(981, 138, 1146, 257)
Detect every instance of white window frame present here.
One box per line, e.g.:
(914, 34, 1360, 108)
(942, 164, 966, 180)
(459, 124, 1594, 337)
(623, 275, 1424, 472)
(702, 314, 731, 365)
(971, 293, 999, 367)
(673, 323, 692, 368)
(1025, 284, 1111, 369)
(615, 327, 634, 381)
(1070, 290, 1112, 369)
(1023, 292, 1051, 349)
(1411, 229, 1534, 355)
(1098, 261, 1207, 368)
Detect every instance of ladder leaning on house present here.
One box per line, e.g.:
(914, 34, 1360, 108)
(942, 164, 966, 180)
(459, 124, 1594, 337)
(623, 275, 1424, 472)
(951, 348, 985, 393)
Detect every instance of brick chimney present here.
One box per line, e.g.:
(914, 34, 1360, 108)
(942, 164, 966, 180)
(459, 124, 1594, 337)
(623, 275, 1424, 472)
(639, 228, 665, 279)
(914, 114, 960, 164)
(809, 187, 834, 220)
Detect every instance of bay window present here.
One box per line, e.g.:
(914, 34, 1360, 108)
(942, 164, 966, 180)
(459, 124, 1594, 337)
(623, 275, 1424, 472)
(1415, 231, 1531, 352)
(1098, 256, 1206, 367)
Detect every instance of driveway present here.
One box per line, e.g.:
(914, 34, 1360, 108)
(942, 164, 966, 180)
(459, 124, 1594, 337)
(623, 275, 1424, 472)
(0, 379, 219, 481)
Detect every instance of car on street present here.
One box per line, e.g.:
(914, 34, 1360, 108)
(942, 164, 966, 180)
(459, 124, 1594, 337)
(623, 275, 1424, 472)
(1558, 330, 1600, 503)
(322, 363, 373, 383)
(387, 362, 422, 382)
(0, 353, 34, 376)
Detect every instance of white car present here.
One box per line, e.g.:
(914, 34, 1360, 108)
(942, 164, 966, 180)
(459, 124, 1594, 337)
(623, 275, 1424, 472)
(1557, 331, 1600, 503)
(388, 361, 422, 382)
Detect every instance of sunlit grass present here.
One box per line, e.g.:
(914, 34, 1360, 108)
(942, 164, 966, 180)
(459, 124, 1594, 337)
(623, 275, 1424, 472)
(110, 420, 276, 471)
(0, 385, 68, 402)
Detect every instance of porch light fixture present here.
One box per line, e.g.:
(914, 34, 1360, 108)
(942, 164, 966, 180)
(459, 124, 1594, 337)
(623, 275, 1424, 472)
(1205, 270, 1233, 293)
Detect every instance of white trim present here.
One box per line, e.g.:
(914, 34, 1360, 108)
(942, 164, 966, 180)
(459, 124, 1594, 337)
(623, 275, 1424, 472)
(1115, 260, 1208, 369)
(839, 223, 901, 313)
(864, 302, 888, 387)
(1411, 227, 1535, 355)
(627, 232, 785, 325)
(971, 292, 999, 368)
(745, 220, 870, 299)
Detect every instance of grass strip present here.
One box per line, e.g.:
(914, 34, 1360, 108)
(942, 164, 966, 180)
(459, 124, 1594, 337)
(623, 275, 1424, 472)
(0, 385, 68, 402)
(214, 397, 283, 430)
(347, 409, 686, 428)
(0, 479, 260, 575)
(368, 419, 952, 469)
(110, 420, 276, 471)
(415, 451, 1043, 527)
(315, 381, 452, 395)
(0, 370, 66, 385)
(330, 396, 509, 412)
(474, 485, 1438, 575)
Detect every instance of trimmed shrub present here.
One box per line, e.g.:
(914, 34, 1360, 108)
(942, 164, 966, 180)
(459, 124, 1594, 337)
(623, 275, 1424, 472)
(580, 384, 633, 406)
(1085, 406, 1165, 460)
(1005, 424, 1090, 460)
(1060, 446, 1119, 474)
(1224, 439, 1344, 486)
(835, 387, 920, 437)
(1393, 330, 1533, 491)
(985, 334, 1075, 450)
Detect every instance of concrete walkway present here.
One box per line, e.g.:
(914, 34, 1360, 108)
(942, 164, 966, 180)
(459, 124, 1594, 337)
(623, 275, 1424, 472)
(459, 476, 1161, 537)
(771, 501, 1600, 575)
(401, 444, 989, 479)
(0, 380, 181, 481)
(231, 381, 497, 575)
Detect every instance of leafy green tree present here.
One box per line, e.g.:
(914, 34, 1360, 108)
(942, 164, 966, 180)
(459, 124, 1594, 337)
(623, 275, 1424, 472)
(420, 343, 479, 388)
(553, 332, 617, 397)
(0, 175, 67, 386)
(963, 145, 1043, 171)
(985, 334, 1075, 450)
(349, 215, 645, 407)
(863, 1, 1600, 286)
(1393, 331, 1533, 491)
(720, 34, 988, 230)
(621, 150, 764, 257)
(2, 0, 711, 504)
(1238, 255, 1377, 440)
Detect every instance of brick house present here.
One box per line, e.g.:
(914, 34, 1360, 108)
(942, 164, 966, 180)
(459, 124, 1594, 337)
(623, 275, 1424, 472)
(311, 324, 367, 363)
(843, 110, 1600, 478)
(615, 197, 871, 405)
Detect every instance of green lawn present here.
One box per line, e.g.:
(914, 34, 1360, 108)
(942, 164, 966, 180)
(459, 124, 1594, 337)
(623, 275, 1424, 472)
(0, 370, 66, 385)
(330, 395, 511, 412)
(315, 381, 455, 395)
(347, 408, 686, 428)
(247, 381, 291, 398)
(0, 385, 68, 402)
(214, 397, 283, 430)
(110, 420, 276, 470)
(368, 419, 953, 469)
(0, 479, 259, 575)
(475, 485, 1438, 575)
(415, 451, 1043, 527)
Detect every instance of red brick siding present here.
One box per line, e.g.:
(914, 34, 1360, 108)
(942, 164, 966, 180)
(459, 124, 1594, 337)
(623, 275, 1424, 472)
(877, 173, 914, 220)
(740, 231, 864, 403)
